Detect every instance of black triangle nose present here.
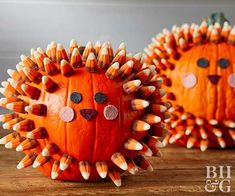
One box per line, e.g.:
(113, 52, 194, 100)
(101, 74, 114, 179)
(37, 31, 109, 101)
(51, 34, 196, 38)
(80, 109, 97, 120)
(208, 75, 221, 85)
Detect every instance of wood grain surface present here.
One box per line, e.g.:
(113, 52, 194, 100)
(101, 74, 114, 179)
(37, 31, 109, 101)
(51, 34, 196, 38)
(0, 129, 234, 195)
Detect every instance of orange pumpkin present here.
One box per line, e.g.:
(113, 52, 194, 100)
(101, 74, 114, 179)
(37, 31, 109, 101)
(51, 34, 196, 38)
(0, 40, 168, 186)
(144, 13, 235, 151)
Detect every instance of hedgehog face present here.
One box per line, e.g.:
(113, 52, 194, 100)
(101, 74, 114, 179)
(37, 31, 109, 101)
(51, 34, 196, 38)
(144, 20, 235, 151)
(0, 40, 167, 186)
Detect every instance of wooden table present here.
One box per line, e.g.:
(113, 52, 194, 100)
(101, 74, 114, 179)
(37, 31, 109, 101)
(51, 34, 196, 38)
(0, 129, 234, 195)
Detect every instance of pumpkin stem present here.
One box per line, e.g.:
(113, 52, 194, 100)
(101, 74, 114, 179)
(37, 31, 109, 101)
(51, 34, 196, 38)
(206, 12, 229, 26)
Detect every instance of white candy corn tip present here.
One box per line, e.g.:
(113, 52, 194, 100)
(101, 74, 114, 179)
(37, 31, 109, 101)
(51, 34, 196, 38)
(33, 161, 40, 168)
(17, 162, 24, 170)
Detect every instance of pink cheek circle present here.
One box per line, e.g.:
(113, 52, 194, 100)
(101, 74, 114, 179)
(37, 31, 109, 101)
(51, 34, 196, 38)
(60, 106, 75, 122)
(104, 105, 118, 120)
(182, 73, 197, 88)
(228, 73, 235, 88)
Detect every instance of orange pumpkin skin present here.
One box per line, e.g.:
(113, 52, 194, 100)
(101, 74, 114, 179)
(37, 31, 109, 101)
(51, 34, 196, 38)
(144, 16, 235, 151)
(0, 40, 167, 186)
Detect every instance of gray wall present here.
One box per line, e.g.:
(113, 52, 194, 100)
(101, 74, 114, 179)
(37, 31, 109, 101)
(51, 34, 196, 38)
(0, 0, 235, 103)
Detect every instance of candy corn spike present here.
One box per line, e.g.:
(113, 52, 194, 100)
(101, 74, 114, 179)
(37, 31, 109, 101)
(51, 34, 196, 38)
(0, 132, 20, 145)
(186, 136, 196, 149)
(98, 47, 110, 69)
(149, 126, 168, 138)
(25, 104, 47, 116)
(43, 57, 59, 76)
(46, 44, 51, 58)
(105, 41, 114, 60)
(42, 143, 59, 156)
(95, 40, 101, 55)
(79, 161, 91, 180)
(193, 30, 202, 45)
(33, 153, 51, 168)
(161, 58, 174, 70)
(210, 28, 220, 43)
(124, 138, 143, 150)
(60, 59, 74, 76)
(126, 158, 138, 175)
(112, 50, 126, 66)
(8, 78, 25, 95)
(95, 161, 108, 179)
(199, 20, 208, 35)
(133, 120, 151, 132)
(16, 138, 37, 152)
(142, 114, 161, 124)
(1, 81, 17, 95)
(13, 119, 35, 132)
(6, 101, 27, 113)
(22, 66, 42, 84)
(162, 134, 170, 147)
(212, 128, 222, 138)
(133, 155, 153, 172)
(16, 63, 28, 81)
(139, 142, 153, 157)
(136, 69, 151, 83)
(5, 137, 23, 149)
(0, 97, 19, 108)
(224, 120, 235, 128)
(221, 23, 231, 40)
(0, 87, 16, 98)
(82, 41, 95, 61)
(21, 84, 41, 100)
(51, 160, 61, 179)
(179, 38, 188, 50)
(17, 153, 37, 169)
(123, 79, 141, 94)
(2, 117, 23, 130)
(108, 170, 121, 187)
(69, 39, 78, 58)
(137, 86, 156, 98)
(59, 154, 72, 171)
(31, 48, 36, 62)
(132, 52, 142, 72)
(0, 113, 18, 123)
(151, 89, 167, 101)
(185, 125, 194, 135)
(143, 135, 163, 148)
(37, 47, 48, 58)
(70, 48, 82, 68)
(200, 140, 209, 151)
(41, 76, 58, 93)
(7, 69, 22, 81)
(217, 137, 226, 148)
(50, 41, 57, 62)
(85, 52, 98, 72)
(173, 131, 184, 141)
(111, 152, 128, 170)
(26, 127, 48, 139)
(105, 62, 119, 79)
(196, 117, 204, 126)
(131, 99, 149, 110)
(115, 42, 126, 56)
(150, 103, 167, 114)
(20, 54, 38, 69)
(118, 60, 134, 78)
(34, 51, 44, 70)
(199, 127, 207, 139)
(228, 129, 235, 141)
(56, 43, 69, 63)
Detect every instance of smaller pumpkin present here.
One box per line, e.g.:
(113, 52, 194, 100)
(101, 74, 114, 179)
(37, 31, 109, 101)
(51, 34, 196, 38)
(144, 13, 235, 151)
(0, 40, 168, 186)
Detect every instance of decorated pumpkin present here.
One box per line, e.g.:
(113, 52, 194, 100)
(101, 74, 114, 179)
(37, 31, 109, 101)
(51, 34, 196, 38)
(0, 40, 168, 186)
(144, 13, 235, 151)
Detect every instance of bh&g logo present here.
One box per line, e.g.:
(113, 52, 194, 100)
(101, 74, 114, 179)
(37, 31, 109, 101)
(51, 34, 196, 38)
(205, 166, 232, 193)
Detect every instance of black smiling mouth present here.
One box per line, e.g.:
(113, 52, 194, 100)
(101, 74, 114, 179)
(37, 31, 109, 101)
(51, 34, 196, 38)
(208, 75, 221, 85)
(80, 109, 97, 120)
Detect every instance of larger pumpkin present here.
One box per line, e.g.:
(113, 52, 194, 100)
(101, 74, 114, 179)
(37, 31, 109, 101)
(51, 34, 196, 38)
(0, 40, 168, 186)
(144, 13, 235, 151)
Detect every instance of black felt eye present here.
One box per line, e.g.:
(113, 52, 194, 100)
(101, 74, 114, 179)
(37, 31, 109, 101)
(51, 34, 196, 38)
(94, 92, 106, 103)
(70, 92, 82, 103)
(217, 58, 230, 68)
(197, 57, 209, 68)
